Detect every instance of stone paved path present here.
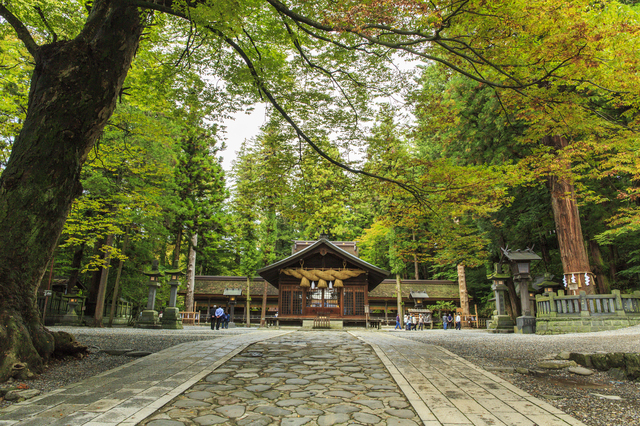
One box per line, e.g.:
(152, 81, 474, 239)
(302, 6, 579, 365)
(0, 330, 289, 426)
(352, 331, 586, 426)
(0, 330, 588, 426)
(143, 332, 421, 426)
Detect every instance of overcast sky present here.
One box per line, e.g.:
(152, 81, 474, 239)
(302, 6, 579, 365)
(220, 104, 268, 171)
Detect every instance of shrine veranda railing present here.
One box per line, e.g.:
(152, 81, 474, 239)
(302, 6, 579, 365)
(536, 290, 640, 317)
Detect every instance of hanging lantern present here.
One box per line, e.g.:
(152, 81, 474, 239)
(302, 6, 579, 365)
(318, 279, 328, 288)
(334, 279, 343, 288)
(300, 277, 310, 287)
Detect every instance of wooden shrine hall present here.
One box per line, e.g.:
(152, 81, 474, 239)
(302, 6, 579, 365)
(257, 237, 390, 328)
(186, 238, 461, 327)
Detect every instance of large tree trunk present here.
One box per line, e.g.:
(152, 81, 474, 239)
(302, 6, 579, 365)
(66, 244, 85, 293)
(185, 233, 197, 312)
(505, 279, 520, 321)
(93, 234, 115, 327)
(86, 237, 106, 316)
(412, 229, 419, 280)
(588, 240, 610, 294)
(173, 229, 183, 266)
(108, 233, 129, 327)
(0, 1, 143, 381)
(543, 135, 594, 295)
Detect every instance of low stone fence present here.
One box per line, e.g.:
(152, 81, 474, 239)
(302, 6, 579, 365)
(536, 289, 640, 334)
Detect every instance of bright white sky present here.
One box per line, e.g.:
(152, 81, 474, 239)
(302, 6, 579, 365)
(220, 104, 268, 171)
(218, 56, 418, 172)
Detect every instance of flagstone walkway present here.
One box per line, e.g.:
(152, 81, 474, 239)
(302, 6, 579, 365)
(0, 330, 586, 426)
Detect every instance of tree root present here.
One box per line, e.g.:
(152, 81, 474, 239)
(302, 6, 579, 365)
(0, 314, 87, 382)
(51, 331, 89, 358)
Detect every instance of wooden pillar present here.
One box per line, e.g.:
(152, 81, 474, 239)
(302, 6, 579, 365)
(396, 274, 403, 326)
(246, 277, 251, 327)
(384, 300, 388, 325)
(260, 281, 268, 327)
(457, 264, 470, 315)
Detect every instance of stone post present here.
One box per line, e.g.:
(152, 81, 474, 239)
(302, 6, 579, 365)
(162, 263, 185, 330)
(515, 278, 536, 334)
(146, 283, 159, 311)
(137, 260, 163, 329)
(488, 282, 514, 333)
(579, 291, 591, 317)
(613, 290, 626, 317)
(548, 291, 557, 317)
(519, 280, 531, 316)
(493, 283, 508, 316)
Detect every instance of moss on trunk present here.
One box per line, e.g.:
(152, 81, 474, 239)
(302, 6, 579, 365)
(0, 1, 143, 382)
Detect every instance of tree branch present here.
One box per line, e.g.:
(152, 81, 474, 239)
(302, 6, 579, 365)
(0, 5, 39, 58)
(35, 6, 58, 43)
(218, 29, 425, 201)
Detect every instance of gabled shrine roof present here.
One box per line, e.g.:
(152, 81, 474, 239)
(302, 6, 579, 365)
(257, 237, 390, 289)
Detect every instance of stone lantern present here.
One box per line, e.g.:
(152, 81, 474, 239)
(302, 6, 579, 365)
(487, 263, 514, 333)
(503, 248, 541, 334)
(137, 260, 164, 329)
(223, 288, 242, 328)
(61, 292, 84, 325)
(162, 261, 185, 330)
(410, 291, 429, 309)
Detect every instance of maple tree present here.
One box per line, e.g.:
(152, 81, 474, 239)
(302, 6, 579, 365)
(0, 0, 638, 381)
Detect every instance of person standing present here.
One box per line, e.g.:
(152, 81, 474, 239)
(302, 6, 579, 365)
(447, 313, 453, 330)
(411, 314, 417, 330)
(418, 314, 424, 331)
(455, 313, 461, 330)
(395, 313, 401, 330)
(210, 305, 217, 330)
(442, 313, 448, 330)
(215, 305, 224, 330)
(223, 309, 230, 329)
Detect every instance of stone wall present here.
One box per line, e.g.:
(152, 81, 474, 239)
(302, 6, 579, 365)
(536, 316, 640, 334)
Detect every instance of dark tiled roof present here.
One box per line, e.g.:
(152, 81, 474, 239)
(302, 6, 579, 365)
(190, 277, 279, 296)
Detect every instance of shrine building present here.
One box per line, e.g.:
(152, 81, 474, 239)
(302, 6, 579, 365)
(187, 237, 461, 327)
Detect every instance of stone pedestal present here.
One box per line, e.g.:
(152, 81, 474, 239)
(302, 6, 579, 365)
(516, 315, 536, 334)
(161, 307, 183, 330)
(137, 309, 161, 329)
(488, 311, 514, 333)
(60, 304, 80, 326)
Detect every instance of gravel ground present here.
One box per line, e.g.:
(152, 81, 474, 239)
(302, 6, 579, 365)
(0, 326, 255, 408)
(396, 325, 640, 426)
(2, 325, 640, 426)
